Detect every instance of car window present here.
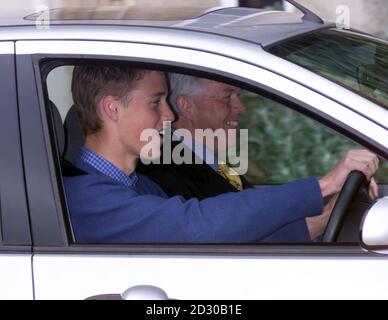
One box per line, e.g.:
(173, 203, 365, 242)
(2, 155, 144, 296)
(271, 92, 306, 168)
(47, 66, 74, 122)
(239, 91, 388, 185)
(268, 28, 388, 109)
(43, 63, 387, 246)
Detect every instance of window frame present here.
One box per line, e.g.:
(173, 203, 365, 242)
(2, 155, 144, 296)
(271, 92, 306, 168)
(18, 40, 387, 256)
(0, 43, 31, 249)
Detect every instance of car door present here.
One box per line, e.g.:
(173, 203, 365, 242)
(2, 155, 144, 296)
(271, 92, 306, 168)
(0, 41, 33, 299)
(16, 34, 388, 299)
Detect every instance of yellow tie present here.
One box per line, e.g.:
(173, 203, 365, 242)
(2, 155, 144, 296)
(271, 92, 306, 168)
(217, 163, 243, 191)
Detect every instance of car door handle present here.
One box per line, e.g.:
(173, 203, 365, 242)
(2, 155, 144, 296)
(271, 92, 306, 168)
(85, 285, 171, 300)
(121, 285, 170, 300)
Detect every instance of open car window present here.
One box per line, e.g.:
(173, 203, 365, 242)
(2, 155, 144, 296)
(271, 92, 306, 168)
(42, 62, 387, 246)
(239, 90, 388, 185)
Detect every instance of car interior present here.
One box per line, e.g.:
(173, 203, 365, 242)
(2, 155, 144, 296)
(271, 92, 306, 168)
(44, 62, 388, 246)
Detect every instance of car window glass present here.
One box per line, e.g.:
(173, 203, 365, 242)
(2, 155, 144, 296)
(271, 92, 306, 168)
(239, 91, 388, 185)
(268, 28, 388, 109)
(47, 66, 74, 122)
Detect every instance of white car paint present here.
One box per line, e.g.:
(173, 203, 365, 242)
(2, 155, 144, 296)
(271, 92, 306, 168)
(33, 254, 388, 300)
(0, 255, 33, 300)
(0, 41, 14, 54)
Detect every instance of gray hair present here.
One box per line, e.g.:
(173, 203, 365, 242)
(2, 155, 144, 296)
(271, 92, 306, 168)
(168, 73, 204, 115)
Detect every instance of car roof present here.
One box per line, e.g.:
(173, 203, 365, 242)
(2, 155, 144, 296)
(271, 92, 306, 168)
(0, 6, 333, 47)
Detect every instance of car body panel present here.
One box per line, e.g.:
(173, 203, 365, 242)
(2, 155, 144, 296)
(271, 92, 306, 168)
(0, 41, 13, 54)
(0, 254, 33, 300)
(33, 254, 388, 300)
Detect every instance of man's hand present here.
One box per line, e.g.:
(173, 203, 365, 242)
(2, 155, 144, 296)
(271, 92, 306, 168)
(318, 149, 379, 199)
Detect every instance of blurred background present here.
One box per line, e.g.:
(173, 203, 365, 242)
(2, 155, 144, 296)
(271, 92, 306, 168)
(4, 0, 388, 39)
(6, 0, 388, 184)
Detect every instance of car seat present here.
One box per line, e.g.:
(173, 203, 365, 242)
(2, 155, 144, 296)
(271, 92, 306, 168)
(49, 101, 86, 176)
(63, 105, 85, 164)
(49, 100, 65, 156)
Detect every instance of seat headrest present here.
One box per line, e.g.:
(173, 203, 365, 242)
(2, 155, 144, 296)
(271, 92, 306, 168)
(64, 105, 85, 163)
(50, 100, 65, 156)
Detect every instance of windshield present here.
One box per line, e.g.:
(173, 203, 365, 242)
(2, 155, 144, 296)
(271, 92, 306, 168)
(268, 28, 388, 109)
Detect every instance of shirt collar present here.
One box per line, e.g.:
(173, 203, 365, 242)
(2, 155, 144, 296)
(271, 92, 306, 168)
(79, 146, 139, 188)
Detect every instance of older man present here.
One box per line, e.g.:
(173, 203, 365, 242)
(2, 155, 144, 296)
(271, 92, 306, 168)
(137, 73, 379, 242)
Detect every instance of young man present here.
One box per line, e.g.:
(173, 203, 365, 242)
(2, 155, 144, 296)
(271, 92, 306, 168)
(63, 65, 379, 243)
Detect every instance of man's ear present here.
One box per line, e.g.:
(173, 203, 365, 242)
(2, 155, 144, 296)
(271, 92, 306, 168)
(100, 95, 119, 121)
(176, 96, 194, 120)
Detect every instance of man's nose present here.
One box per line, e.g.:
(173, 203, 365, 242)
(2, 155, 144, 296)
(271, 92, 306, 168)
(163, 102, 176, 122)
(233, 97, 246, 114)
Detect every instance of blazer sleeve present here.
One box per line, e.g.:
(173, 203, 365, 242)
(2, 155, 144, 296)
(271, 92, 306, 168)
(65, 175, 323, 243)
(259, 219, 311, 243)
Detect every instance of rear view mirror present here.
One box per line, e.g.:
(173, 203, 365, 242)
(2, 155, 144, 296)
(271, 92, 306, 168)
(360, 197, 388, 255)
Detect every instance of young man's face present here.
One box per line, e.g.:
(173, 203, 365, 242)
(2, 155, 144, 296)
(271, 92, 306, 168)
(116, 71, 174, 160)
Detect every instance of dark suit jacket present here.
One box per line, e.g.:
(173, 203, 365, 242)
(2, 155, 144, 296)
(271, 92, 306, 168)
(138, 140, 252, 200)
(137, 139, 314, 242)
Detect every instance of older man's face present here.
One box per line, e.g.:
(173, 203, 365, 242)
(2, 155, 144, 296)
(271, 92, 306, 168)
(189, 79, 246, 150)
(191, 79, 246, 132)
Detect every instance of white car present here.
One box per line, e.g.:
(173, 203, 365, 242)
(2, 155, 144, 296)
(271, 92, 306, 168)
(0, 2, 387, 300)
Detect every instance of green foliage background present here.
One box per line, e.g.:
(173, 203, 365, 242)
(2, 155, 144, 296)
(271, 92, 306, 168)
(239, 92, 388, 185)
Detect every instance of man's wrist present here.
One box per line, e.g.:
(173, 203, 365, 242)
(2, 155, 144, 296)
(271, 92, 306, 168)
(306, 215, 325, 241)
(318, 176, 331, 198)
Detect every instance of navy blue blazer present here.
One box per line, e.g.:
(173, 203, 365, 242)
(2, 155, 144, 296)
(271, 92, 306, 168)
(63, 159, 323, 243)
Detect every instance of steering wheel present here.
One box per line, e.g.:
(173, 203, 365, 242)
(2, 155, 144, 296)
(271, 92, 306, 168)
(322, 171, 367, 243)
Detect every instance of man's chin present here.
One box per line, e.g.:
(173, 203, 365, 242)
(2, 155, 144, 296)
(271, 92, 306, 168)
(138, 147, 162, 164)
(139, 153, 161, 163)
